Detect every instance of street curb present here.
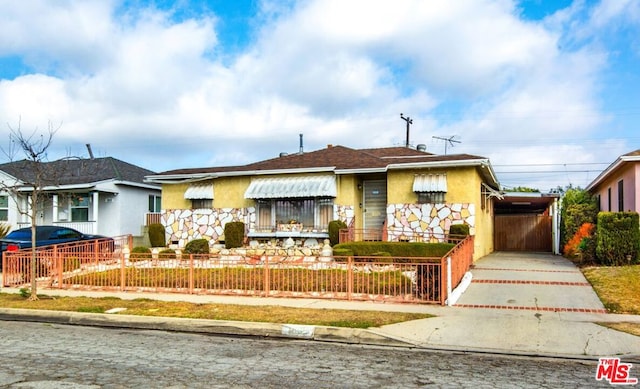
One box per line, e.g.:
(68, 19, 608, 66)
(0, 308, 415, 348)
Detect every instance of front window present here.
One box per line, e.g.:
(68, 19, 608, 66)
(417, 192, 446, 204)
(257, 198, 334, 231)
(71, 193, 89, 222)
(192, 199, 212, 209)
(148, 195, 161, 212)
(256, 199, 273, 231)
(0, 195, 8, 221)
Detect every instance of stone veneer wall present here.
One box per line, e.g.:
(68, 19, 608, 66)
(164, 205, 353, 248)
(163, 208, 252, 248)
(386, 203, 475, 242)
(335, 205, 355, 227)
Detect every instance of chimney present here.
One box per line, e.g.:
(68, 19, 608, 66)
(299, 133, 304, 154)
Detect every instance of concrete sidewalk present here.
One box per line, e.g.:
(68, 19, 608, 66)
(1, 252, 639, 361)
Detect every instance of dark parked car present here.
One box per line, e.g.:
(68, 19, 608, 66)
(0, 226, 111, 270)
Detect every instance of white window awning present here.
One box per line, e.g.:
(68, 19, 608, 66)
(184, 183, 214, 199)
(413, 174, 447, 192)
(245, 176, 337, 199)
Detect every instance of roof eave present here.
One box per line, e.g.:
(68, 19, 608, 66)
(586, 158, 625, 191)
(146, 167, 337, 184)
(387, 159, 501, 189)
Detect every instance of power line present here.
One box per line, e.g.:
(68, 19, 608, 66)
(496, 170, 602, 174)
(492, 162, 609, 167)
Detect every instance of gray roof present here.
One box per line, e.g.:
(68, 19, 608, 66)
(0, 157, 156, 186)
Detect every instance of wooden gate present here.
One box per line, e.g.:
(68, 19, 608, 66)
(494, 214, 552, 252)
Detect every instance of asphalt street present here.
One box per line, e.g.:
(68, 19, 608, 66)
(0, 320, 613, 388)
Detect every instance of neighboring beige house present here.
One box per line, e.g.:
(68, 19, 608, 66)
(145, 145, 502, 260)
(586, 149, 640, 212)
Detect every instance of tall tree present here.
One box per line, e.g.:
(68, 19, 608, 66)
(1, 119, 59, 300)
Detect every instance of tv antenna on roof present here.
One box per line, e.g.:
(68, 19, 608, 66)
(432, 135, 461, 155)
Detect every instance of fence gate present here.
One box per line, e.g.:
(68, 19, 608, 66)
(494, 214, 552, 252)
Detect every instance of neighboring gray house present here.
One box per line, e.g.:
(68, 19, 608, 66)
(0, 157, 161, 237)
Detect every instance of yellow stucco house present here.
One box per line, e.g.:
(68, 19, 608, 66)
(145, 145, 501, 260)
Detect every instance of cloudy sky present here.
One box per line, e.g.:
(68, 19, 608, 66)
(0, 0, 639, 191)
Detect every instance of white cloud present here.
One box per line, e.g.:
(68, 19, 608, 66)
(0, 0, 634, 190)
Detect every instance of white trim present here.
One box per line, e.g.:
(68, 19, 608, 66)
(145, 158, 501, 188)
(586, 154, 640, 191)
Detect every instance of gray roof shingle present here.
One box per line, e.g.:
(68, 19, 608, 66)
(0, 157, 156, 186)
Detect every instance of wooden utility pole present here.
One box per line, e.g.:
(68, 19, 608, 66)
(400, 113, 413, 147)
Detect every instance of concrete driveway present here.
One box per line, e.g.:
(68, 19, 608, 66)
(455, 251, 607, 312)
(374, 251, 640, 358)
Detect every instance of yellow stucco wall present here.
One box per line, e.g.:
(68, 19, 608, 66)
(387, 168, 480, 204)
(161, 168, 495, 260)
(162, 183, 191, 209)
(213, 176, 253, 208)
(387, 168, 494, 260)
(336, 175, 363, 229)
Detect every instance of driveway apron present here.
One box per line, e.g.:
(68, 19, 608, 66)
(455, 252, 607, 313)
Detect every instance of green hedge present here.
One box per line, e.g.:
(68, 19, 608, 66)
(184, 239, 210, 254)
(224, 221, 245, 249)
(328, 220, 347, 246)
(449, 224, 470, 236)
(130, 246, 151, 261)
(595, 212, 640, 265)
(332, 241, 453, 262)
(148, 223, 166, 247)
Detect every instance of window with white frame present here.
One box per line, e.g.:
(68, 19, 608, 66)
(0, 195, 8, 221)
(148, 195, 161, 212)
(71, 193, 89, 222)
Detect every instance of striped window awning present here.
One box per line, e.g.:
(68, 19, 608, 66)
(413, 174, 447, 192)
(245, 176, 337, 199)
(184, 183, 214, 199)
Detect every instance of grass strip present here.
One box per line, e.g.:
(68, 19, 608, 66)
(0, 293, 431, 329)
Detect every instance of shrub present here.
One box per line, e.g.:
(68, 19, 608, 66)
(596, 212, 640, 265)
(148, 223, 166, 247)
(158, 248, 176, 259)
(563, 222, 595, 264)
(333, 248, 353, 257)
(130, 246, 151, 261)
(224, 222, 245, 249)
(328, 220, 348, 246)
(332, 241, 453, 262)
(448, 224, 470, 243)
(560, 188, 598, 251)
(184, 239, 210, 254)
